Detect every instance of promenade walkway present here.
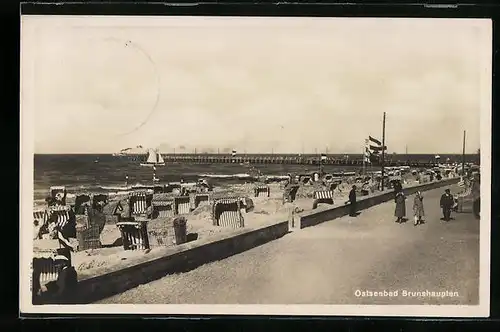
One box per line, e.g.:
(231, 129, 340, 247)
(99, 185, 479, 305)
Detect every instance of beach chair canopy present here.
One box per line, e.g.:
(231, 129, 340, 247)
(92, 194, 109, 210)
(49, 186, 66, 196)
(74, 194, 91, 214)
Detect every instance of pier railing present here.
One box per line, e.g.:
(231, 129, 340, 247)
(155, 154, 442, 168)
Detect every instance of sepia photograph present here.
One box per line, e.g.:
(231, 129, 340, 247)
(20, 15, 491, 317)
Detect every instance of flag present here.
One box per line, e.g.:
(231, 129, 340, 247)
(369, 145, 387, 151)
(369, 136, 382, 146)
(367, 136, 386, 163)
(321, 153, 327, 161)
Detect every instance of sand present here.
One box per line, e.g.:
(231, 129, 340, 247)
(32, 176, 416, 277)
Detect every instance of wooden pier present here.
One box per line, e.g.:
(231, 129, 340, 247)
(155, 154, 442, 168)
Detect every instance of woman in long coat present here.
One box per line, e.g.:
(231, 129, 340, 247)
(413, 191, 425, 226)
(394, 191, 406, 223)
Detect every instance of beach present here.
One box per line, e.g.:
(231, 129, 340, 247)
(32, 154, 461, 292)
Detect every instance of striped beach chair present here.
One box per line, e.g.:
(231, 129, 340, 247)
(174, 196, 192, 215)
(48, 206, 73, 229)
(312, 190, 334, 209)
(211, 198, 244, 228)
(194, 194, 210, 209)
(32, 248, 72, 294)
(129, 191, 153, 220)
(33, 210, 48, 226)
(32, 256, 64, 304)
(254, 184, 270, 197)
(152, 199, 175, 218)
(47, 206, 76, 250)
(116, 221, 150, 251)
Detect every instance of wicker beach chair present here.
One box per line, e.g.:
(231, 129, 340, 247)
(211, 198, 245, 228)
(32, 247, 73, 303)
(116, 220, 150, 250)
(128, 191, 153, 221)
(174, 195, 192, 215)
(254, 184, 270, 198)
(193, 194, 210, 209)
(47, 205, 76, 239)
(312, 190, 334, 209)
(33, 210, 48, 226)
(49, 186, 67, 206)
(152, 198, 175, 218)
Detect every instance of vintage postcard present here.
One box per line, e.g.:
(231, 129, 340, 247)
(20, 15, 491, 317)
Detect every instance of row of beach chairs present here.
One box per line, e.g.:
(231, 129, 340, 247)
(116, 196, 254, 251)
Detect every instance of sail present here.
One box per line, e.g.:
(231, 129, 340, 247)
(146, 149, 157, 163)
(157, 151, 165, 163)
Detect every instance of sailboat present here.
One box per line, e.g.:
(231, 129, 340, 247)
(140, 148, 165, 167)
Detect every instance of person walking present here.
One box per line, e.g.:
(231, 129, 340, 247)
(413, 191, 425, 226)
(394, 191, 407, 223)
(440, 188, 454, 221)
(348, 185, 357, 217)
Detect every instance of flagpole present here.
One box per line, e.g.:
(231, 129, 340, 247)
(462, 130, 466, 177)
(381, 112, 386, 191)
(362, 144, 365, 176)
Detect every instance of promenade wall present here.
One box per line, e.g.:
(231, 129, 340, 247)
(297, 177, 460, 229)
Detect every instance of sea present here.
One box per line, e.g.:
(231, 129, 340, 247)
(33, 153, 477, 206)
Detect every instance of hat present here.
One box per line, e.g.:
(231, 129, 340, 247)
(445, 188, 450, 193)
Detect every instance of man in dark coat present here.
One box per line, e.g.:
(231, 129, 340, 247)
(348, 185, 357, 216)
(440, 188, 454, 221)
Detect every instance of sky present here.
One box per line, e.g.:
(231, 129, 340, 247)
(22, 16, 490, 154)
